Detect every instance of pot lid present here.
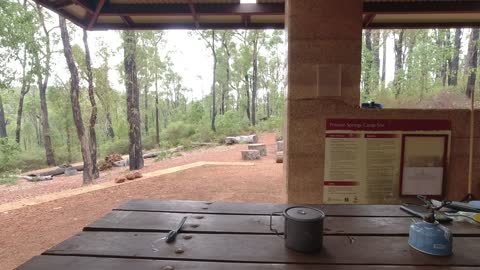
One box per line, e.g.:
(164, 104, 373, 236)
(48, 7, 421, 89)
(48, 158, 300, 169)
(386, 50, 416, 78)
(284, 206, 325, 222)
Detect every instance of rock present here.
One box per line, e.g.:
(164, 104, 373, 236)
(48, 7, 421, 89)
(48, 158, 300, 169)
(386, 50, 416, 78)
(276, 140, 284, 152)
(115, 177, 126, 183)
(276, 151, 284, 163)
(64, 167, 78, 176)
(241, 150, 261, 160)
(125, 173, 136, 180)
(133, 172, 143, 179)
(113, 160, 127, 167)
(248, 143, 267, 156)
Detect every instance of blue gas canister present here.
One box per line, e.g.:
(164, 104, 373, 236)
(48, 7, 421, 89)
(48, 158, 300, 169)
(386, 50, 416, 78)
(408, 213, 453, 256)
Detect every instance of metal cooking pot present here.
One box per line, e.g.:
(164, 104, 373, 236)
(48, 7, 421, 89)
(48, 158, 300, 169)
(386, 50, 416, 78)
(270, 206, 325, 253)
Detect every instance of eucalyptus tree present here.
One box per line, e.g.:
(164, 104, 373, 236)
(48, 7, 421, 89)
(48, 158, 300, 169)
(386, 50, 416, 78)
(448, 29, 462, 86)
(465, 29, 479, 98)
(0, 0, 36, 139)
(83, 30, 99, 178)
(123, 30, 144, 170)
(33, 4, 56, 165)
(137, 31, 166, 139)
(95, 42, 115, 139)
(59, 16, 94, 183)
(198, 30, 219, 132)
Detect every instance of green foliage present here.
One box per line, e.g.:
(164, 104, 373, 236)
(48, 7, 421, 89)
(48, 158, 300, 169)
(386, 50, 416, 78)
(161, 121, 195, 146)
(215, 111, 250, 136)
(0, 138, 20, 173)
(0, 171, 18, 185)
(256, 116, 283, 133)
(99, 139, 129, 156)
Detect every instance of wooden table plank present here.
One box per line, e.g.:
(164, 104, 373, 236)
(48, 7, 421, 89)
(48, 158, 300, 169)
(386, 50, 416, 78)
(117, 199, 412, 217)
(44, 231, 480, 266)
(85, 211, 480, 236)
(17, 256, 480, 270)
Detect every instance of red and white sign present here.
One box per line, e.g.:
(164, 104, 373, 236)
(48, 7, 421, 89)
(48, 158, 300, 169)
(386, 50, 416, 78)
(324, 119, 450, 204)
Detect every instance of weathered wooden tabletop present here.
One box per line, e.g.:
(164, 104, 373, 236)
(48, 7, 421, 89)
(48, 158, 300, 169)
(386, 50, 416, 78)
(17, 200, 480, 269)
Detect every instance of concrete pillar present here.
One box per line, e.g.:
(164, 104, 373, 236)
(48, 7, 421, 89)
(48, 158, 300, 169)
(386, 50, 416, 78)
(285, 0, 363, 203)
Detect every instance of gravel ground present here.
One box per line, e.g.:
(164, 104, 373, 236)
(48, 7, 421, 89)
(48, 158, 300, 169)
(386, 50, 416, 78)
(0, 133, 286, 269)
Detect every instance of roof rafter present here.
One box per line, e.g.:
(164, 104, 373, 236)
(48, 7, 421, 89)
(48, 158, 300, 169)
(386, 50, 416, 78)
(87, 0, 106, 29)
(120, 16, 134, 27)
(188, 1, 200, 29)
(362, 13, 376, 27)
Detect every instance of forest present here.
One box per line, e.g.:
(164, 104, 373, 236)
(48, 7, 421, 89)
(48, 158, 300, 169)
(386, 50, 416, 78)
(0, 0, 479, 183)
(362, 28, 479, 108)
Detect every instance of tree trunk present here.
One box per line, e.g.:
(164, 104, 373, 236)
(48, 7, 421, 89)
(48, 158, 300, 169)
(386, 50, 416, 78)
(211, 31, 217, 132)
(155, 76, 160, 145)
(372, 30, 380, 92)
(123, 30, 144, 170)
(60, 16, 94, 184)
(266, 91, 271, 118)
(83, 29, 99, 179)
(393, 30, 405, 98)
(15, 47, 31, 144)
(106, 112, 115, 139)
(448, 29, 462, 86)
(381, 30, 387, 88)
(435, 30, 448, 86)
(465, 29, 479, 98)
(66, 125, 72, 163)
(0, 95, 7, 138)
(364, 29, 373, 95)
(443, 30, 451, 87)
(36, 5, 55, 166)
(245, 74, 251, 121)
(251, 32, 259, 126)
(15, 91, 28, 143)
(144, 84, 149, 134)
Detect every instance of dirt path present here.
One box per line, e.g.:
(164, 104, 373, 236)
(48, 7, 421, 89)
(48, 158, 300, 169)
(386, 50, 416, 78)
(0, 133, 286, 270)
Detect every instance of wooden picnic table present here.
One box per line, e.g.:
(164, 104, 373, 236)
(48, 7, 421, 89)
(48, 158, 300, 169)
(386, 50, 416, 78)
(17, 200, 480, 269)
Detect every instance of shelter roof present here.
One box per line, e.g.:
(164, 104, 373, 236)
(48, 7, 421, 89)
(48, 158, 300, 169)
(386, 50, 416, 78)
(34, 0, 480, 30)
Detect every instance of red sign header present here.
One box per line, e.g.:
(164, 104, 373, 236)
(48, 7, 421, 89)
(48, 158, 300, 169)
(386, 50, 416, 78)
(326, 119, 451, 131)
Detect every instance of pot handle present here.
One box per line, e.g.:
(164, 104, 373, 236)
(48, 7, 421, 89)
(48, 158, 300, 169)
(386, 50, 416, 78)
(269, 211, 285, 239)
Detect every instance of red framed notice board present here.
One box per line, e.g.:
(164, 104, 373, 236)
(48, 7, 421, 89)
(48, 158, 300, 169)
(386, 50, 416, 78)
(324, 119, 450, 204)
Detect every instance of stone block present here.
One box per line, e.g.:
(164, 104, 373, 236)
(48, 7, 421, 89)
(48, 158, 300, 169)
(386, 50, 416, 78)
(288, 39, 362, 66)
(64, 167, 77, 177)
(241, 150, 261, 160)
(248, 144, 267, 156)
(276, 151, 284, 163)
(277, 140, 284, 152)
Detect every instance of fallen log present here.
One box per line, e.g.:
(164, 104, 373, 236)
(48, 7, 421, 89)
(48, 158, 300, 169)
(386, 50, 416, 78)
(192, 142, 218, 147)
(20, 175, 53, 182)
(226, 134, 258, 145)
(39, 164, 84, 177)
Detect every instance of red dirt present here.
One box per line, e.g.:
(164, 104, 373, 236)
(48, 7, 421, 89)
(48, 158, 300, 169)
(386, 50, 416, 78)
(0, 133, 286, 270)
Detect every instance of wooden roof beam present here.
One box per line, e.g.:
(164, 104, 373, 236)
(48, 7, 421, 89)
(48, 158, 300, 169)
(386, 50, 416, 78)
(121, 16, 134, 27)
(188, 1, 200, 29)
(87, 0, 106, 30)
(72, 0, 95, 14)
(91, 22, 284, 31)
(99, 3, 284, 16)
(363, 13, 376, 27)
(53, 0, 74, 9)
(242, 15, 251, 28)
(364, 1, 480, 14)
